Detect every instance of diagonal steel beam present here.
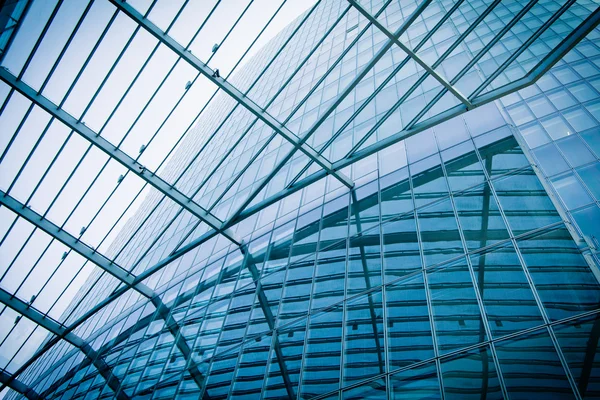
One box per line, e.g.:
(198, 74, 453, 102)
(0, 288, 130, 400)
(108, 0, 354, 190)
(0, 190, 155, 298)
(0, 369, 41, 400)
(348, 0, 473, 110)
(0, 68, 242, 247)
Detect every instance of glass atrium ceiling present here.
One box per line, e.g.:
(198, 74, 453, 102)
(0, 0, 599, 395)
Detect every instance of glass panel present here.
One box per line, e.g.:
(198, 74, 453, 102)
(343, 377, 386, 400)
(427, 259, 486, 355)
(417, 199, 464, 267)
(492, 169, 561, 235)
(576, 162, 600, 201)
(382, 214, 421, 283)
(389, 361, 441, 400)
(453, 183, 510, 251)
(517, 227, 600, 321)
(572, 205, 600, 248)
(470, 245, 544, 338)
(495, 328, 575, 400)
(386, 273, 434, 370)
(300, 306, 343, 398)
(551, 172, 594, 210)
(343, 290, 385, 385)
(440, 345, 504, 400)
(553, 313, 600, 400)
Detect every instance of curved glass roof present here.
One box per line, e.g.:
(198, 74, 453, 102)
(0, 0, 598, 396)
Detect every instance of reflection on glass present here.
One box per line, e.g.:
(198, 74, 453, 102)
(417, 199, 464, 267)
(348, 229, 383, 296)
(495, 328, 575, 400)
(343, 377, 386, 400)
(470, 245, 544, 338)
(386, 273, 435, 370)
(441, 345, 503, 400)
(553, 313, 600, 399)
(517, 227, 600, 321)
(492, 168, 561, 235)
(454, 183, 510, 250)
(300, 306, 344, 399)
(343, 290, 385, 385)
(382, 215, 421, 283)
(427, 259, 486, 354)
(390, 361, 441, 399)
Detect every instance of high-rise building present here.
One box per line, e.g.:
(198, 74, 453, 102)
(0, 0, 599, 399)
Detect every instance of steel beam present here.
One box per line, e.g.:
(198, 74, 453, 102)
(0, 68, 242, 247)
(0, 370, 40, 400)
(0, 190, 155, 298)
(108, 0, 353, 190)
(0, 288, 130, 400)
(348, 0, 473, 110)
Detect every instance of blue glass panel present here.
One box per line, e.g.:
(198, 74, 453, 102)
(342, 377, 386, 400)
(389, 361, 441, 400)
(517, 227, 600, 321)
(495, 328, 575, 400)
(551, 172, 594, 210)
(440, 346, 504, 400)
(427, 259, 486, 355)
(576, 162, 600, 201)
(553, 313, 600, 400)
(470, 245, 544, 338)
(386, 273, 434, 370)
(557, 135, 596, 168)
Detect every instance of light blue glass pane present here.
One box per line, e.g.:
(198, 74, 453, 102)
(557, 134, 596, 168)
(572, 205, 600, 247)
(564, 107, 597, 133)
(552, 172, 594, 210)
(581, 128, 600, 158)
(540, 115, 572, 140)
(548, 89, 577, 110)
(533, 143, 570, 177)
(520, 122, 551, 149)
(576, 162, 600, 201)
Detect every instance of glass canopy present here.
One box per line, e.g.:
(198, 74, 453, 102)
(0, 0, 598, 396)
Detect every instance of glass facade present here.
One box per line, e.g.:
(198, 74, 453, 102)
(0, 0, 599, 399)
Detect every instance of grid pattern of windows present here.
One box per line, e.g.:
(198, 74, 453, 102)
(0, 0, 599, 399)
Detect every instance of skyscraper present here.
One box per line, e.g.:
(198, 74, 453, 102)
(0, 0, 599, 399)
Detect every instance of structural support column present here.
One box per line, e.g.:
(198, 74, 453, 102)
(108, 0, 354, 190)
(0, 288, 130, 400)
(0, 68, 242, 247)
